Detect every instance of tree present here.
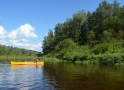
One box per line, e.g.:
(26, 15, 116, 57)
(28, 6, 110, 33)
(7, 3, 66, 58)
(71, 10, 87, 43)
(42, 0, 124, 55)
(86, 30, 95, 46)
(42, 29, 54, 54)
(94, 16, 122, 40)
(0, 45, 7, 55)
(54, 23, 65, 43)
(101, 30, 113, 42)
(95, 0, 113, 22)
(113, 0, 120, 16)
(116, 30, 124, 40)
(58, 39, 77, 50)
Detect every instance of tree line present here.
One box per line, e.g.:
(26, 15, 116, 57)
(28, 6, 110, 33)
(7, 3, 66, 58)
(42, 0, 124, 55)
(0, 44, 40, 57)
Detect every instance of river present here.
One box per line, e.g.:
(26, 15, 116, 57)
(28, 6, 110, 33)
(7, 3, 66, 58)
(0, 61, 124, 90)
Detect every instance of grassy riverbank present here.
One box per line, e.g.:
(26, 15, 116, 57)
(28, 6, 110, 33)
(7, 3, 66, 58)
(0, 55, 42, 62)
(42, 40, 124, 65)
(41, 0, 124, 66)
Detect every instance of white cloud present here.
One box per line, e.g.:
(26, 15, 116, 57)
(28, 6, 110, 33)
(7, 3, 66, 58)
(0, 39, 8, 45)
(9, 38, 29, 46)
(8, 24, 38, 39)
(7, 24, 42, 51)
(19, 24, 38, 38)
(8, 29, 19, 39)
(0, 24, 42, 52)
(9, 38, 42, 51)
(0, 26, 8, 45)
(27, 43, 42, 51)
(0, 26, 7, 39)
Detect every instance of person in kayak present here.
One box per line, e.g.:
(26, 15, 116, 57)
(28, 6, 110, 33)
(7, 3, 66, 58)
(34, 56, 40, 63)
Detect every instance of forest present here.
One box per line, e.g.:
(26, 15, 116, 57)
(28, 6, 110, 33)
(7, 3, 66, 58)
(42, 0, 124, 65)
(0, 44, 41, 60)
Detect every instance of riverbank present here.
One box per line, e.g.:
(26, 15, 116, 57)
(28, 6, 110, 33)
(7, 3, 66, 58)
(42, 41, 124, 65)
(0, 55, 42, 62)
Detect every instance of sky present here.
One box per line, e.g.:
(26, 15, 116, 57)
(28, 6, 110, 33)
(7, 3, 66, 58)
(0, 0, 124, 52)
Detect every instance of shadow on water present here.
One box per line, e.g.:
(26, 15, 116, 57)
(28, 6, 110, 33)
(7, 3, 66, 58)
(43, 61, 124, 90)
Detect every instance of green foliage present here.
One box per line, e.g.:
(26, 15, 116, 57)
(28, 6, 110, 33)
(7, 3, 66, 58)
(94, 0, 113, 25)
(92, 41, 123, 54)
(0, 44, 39, 57)
(86, 30, 95, 46)
(55, 45, 90, 61)
(98, 53, 123, 65)
(44, 40, 124, 65)
(42, 0, 124, 65)
(92, 43, 109, 54)
(42, 29, 54, 54)
(58, 39, 77, 50)
(116, 30, 124, 40)
(86, 30, 95, 40)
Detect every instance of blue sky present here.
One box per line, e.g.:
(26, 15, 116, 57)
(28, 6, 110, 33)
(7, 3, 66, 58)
(0, 0, 123, 52)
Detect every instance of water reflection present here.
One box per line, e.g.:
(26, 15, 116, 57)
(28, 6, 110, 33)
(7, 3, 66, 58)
(43, 62, 124, 90)
(0, 64, 45, 90)
(1, 62, 124, 90)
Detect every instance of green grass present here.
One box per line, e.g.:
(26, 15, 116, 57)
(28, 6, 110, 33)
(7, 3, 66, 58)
(0, 55, 43, 62)
(43, 41, 124, 65)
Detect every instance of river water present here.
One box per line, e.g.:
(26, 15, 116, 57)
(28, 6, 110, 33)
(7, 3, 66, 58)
(0, 61, 124, 90)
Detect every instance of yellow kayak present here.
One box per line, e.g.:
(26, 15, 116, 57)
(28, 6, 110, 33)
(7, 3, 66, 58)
(11, 61, 44, 65)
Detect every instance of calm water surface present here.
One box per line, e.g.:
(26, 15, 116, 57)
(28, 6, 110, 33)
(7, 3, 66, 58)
(0, 61, 124, 90)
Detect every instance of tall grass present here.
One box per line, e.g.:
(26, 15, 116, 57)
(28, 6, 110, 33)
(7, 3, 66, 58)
(43, 41, 124, 65)
(0, 55, 39, 62)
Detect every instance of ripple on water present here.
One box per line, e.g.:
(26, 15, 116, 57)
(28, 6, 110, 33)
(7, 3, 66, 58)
(0, 64, 47, 90)
(1, 63, 124, 90)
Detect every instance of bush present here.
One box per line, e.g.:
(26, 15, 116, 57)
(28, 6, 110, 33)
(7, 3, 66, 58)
(58, 39, 77, 50)
(91, 43, 109, 54)
(92, 41, 124, 54)
(98, 53, 123, 65)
